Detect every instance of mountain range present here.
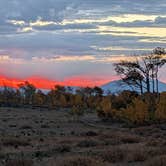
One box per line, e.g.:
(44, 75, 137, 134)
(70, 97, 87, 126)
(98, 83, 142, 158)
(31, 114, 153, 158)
(101, 80, 166, 94)
(0, 79, 166, 94)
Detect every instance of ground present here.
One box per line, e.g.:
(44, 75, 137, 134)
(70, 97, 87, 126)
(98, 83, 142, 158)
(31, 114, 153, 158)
(0, 107, 166, 166)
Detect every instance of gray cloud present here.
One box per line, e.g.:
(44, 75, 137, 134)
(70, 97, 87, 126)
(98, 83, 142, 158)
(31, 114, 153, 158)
(0, 0, 166, 82)
(0, 0, 166, 34)
(33, 23, 96, 31)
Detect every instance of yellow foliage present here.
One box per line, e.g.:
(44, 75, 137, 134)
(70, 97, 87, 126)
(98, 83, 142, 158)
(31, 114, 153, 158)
(59, 95, 67, 107)
(155, 93, 166, 121)
(74, 95, 83, 106)
(34, 91, 45, 106)
(122, 98, 149, 124)
(100, 97, 112, 117)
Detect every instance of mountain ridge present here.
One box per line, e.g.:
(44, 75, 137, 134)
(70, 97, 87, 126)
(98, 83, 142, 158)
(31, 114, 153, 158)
(0, 79, 165, 94)
(101, 79, 166, 94)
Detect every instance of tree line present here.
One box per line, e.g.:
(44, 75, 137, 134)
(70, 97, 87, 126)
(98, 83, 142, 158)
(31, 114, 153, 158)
(0, 80, 165, 124)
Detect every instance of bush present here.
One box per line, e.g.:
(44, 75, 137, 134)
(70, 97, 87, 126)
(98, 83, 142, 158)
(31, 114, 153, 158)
(69, 106, 84, 121)
(96, 97, 112, 118)
(77, 140, 98, 148)
(146, 155, 166, 166)
(2, 138, 30, 147)
(121, 98, 150, 124)
(155, 93, 166, 122)
(57, 156, 105, 166)
(100, 147, 125, 163)
(5, 159, 33, 166)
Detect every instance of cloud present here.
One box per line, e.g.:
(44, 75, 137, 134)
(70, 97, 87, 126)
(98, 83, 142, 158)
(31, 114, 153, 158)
(97, 26, 166, 38)
(91, 46, 152, 51)
(32, 55, 96, 62)
(155, 16, 166, 24)
(0, 0, 166, 85)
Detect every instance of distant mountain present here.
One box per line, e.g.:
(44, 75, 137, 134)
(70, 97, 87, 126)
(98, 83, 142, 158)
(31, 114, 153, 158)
(101, 80, 166, 94)
(0, 80, 165, 95)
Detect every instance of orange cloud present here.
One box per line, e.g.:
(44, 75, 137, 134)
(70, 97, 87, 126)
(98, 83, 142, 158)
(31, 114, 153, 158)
(0, 75, 118, 89)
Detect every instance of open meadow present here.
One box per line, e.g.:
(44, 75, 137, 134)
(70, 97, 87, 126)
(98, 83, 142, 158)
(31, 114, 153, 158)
(0, 107, 166, 166)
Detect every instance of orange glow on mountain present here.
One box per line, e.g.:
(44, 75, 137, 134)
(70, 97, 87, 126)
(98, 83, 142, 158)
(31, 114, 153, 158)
(0, 75, 116, 89)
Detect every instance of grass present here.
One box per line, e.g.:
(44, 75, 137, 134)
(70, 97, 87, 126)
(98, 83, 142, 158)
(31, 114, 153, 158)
(2, 138, 30, 148)
(100, 147, 125, 163)
(0, 107, 165, 166)
(77, 139, 98, 148)
(146, 155, 166, 166)
(56, 156, 106, 166)
(5, 159, 33, 166)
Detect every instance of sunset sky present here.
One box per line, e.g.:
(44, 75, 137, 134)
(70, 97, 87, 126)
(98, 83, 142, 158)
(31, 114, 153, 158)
(0, 0, 166, 89)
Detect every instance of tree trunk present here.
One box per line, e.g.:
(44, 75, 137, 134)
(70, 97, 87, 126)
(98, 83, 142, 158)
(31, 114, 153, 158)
(152, 69, 155, 93)
(140, 80, 143, 94)
(156, 66, 159, 94)
(146, 76, 150, 93)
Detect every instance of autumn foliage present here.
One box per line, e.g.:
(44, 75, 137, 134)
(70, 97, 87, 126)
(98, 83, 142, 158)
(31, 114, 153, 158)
(0, 81, 165, 125)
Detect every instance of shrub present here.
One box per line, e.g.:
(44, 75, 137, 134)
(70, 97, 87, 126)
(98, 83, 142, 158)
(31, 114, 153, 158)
(69, 106, 84, 121)
(2, 138, 30, 147)
(96, 97, 112, 118)
(100, 147, 125, 163)
(121, 98, 149, 124)
(77, 140, 98, 148)
(120, 134, 140, 144)
(56, 144, 71, 153)
(155, 93, 166, 121)
(127, 147, 148, 162)
(84, 131, 98, 137)
(57, 156, 105, 166)
(146, 155, 166, 166)
(5, 159, 33, 166)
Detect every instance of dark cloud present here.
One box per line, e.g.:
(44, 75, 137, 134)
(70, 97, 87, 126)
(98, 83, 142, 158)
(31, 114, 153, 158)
(0, 0, 165, 59)
(0, 0, 165, 34)
(155, 16, 166, 24)
(0, 0, 72, 21)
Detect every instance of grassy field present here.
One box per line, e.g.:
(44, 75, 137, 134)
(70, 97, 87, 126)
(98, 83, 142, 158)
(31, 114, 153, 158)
(0, 107, 166, 166)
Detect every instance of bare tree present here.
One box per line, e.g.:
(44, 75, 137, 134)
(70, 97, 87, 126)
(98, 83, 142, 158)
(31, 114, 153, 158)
(114, 47, 166, 94)
(152, 47, 166, 94)
(19, 81, 36, 105)
(114, 60, 145, 94)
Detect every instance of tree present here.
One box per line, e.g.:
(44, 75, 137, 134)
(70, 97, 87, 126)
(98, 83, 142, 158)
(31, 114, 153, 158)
(121, 98, 149, 124)
(54, 85, 66, 94)
(47, 85, 67, 108)
(152, 47, 166, 94)
(1, 86, 17, 106)
(114, 60, 145, 94)
(114, 48, 166, 94)
(34, 90, 46, 106)
(19, 81, 36, 105)
(93, 86, 103, 97)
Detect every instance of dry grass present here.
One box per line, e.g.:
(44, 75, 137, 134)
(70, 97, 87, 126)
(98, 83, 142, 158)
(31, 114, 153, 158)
(76, 139, 98, 148)
(100, 147, 125, 163)
(146, 155, 166, 166)
(19, 125, 33, 130)
(127, 147, 148, 162)
(120, 134, 141, 144)
(2, 138, 30, 147)
(56, 156, 106, 166)
(5, 159, 33, 166)
(0, 108, 165, 166)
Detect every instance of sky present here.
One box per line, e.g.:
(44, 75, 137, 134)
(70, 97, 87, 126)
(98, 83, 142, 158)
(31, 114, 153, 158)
(0, 0, 166, 89)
